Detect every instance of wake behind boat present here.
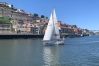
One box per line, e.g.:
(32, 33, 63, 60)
(43, 9, 65, 45)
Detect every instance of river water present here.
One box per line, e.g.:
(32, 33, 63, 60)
(0, 35, 99, 66)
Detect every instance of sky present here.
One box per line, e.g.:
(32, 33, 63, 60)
(1, 0, 99, 30)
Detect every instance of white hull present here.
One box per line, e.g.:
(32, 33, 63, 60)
(43, 39, 64, 46)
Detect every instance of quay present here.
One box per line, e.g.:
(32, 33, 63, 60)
(0, 33, 89, 39)
(0, 33, 44, 39)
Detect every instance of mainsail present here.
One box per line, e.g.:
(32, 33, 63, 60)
(43, 13, 54, 41)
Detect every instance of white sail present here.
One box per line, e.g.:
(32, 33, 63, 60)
(52, 9, 60, 39)
(43, 9, 64, 45)
(43, 13, 54, 41)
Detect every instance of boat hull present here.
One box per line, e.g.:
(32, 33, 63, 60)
(43, 39, 64, 46)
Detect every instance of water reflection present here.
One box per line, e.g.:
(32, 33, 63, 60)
(43, 46, 60, 66)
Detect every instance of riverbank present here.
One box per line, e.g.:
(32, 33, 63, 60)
(0, 34, 44, 39)
(0, 33, 89, 39)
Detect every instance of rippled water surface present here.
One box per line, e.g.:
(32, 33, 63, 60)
(0, 36, 99, 66)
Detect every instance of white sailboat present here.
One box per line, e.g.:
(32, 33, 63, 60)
(43, 9, 64, 45)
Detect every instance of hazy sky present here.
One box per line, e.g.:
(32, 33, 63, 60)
(1, 0, 99, 30)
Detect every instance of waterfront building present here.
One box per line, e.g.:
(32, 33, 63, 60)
(31, 17, 48, 35)
(57, 21, 75, 36)
(0, 2, 33, 33)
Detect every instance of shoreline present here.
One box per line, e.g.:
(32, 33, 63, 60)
(0, 34, 44, 39)
(0, 33, 89, 39)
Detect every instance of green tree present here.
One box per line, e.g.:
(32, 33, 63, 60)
(41, 15, 45, 18)
(0, 17, 11, 24)
(72, 25, 77, 28)
(46, 17, 48, 19)
(33, 13, 38, 17)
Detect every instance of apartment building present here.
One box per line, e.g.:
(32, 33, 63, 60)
(0, 2, 33, 33)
